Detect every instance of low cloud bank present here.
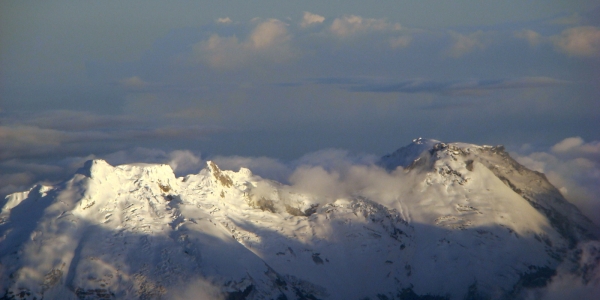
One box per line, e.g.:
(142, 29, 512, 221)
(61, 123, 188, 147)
(514, 136, 600, 226)
(534, 241, 600, 300)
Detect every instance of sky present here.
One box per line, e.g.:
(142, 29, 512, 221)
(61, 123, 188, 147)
(1, 1, 600, 221)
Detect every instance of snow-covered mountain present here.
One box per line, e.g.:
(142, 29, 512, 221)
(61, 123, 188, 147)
(1, 139, 599, 300)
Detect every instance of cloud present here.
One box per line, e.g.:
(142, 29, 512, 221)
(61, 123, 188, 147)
(194, 35, 246, 69)
(0, 147, 205, 200)
(289, 166, 344, 200)
(194, 18, 293, 69)
(537, 241, 600, 300)
(300, 12, 325, 28)
(0, 122, 220, 161)
(549, 13, 584, 26)
(10, 110, 136, 131)
(0, 109, 221, 196)
(283, 159, 416, 209)
(0, 172, 35, 196)
(119, 76, 149, 89)
(0, 126, 66, 160)
(216, 17, 232, 24)
(551, 137, 586, 153)
(0, 155, 95, 198)
(512, 26, 600, 58)
(389, 35, 412, 49)
(329, 15, 401, 38)
(294, 149, 377, 171)
(514, 29, 543, 47)
(211, 155, 291, 183)
(446, 30, 489, 58)
(249, 19, 290, 50)
(167, 278, 225, 300)
(550, 136, 600, 160)
(167, 150, 203, 176)
(514, 137, 600, 226)
(318, 76, 567, 95)
(551, 26, 600, 57)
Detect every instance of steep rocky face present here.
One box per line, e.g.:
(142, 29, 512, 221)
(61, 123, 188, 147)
(1, 140, 599, 300)
(379, 137, 441, 170)
(380, 141, 598, 245)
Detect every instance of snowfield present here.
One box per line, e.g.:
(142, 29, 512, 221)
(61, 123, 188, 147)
(1, 139, 599, 299)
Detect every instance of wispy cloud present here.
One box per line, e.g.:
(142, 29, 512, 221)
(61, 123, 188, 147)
(514, 137, 600, 226)
(216, 17, 233, 24)
(0, 146, 205, 198)
(300, 12, 325, 28)
(0, 125, 220, 160)
(513, 26, 600, 58)
(551, 26, 600, 57)
(193, 18, 293, 69)
(514, 29, 543, 47)
(389, 35, 412, 49)
(10, 110, 136, 131)
(329, 15, 402, 38)
(446, 30, 490, 58)
(119, 76, 149, 89)
(314, 76, 568, 96)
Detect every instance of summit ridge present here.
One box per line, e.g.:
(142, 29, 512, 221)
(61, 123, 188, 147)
(1, 139, 598, 299)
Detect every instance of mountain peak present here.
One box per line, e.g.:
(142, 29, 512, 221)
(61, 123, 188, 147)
(378, 137, 441, 170)
(76, 159, 175, 181)
(411, 137, 441, 145)
(2, 141, 599, 299)
(76, 159, 114, 178)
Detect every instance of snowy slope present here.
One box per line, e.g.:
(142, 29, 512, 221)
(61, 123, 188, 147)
(1, 140, 599, 299)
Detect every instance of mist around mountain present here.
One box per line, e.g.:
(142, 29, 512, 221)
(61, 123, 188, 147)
(1, 139, 599, 299)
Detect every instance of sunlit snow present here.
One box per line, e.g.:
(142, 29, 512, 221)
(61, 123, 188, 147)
(1, 140, 598, 299)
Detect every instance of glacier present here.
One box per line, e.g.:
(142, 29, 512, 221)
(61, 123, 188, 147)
(0, 139, 598, 299)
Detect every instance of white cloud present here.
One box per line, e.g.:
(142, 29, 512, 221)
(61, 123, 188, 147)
(249, 19, 290, 50)
(195, 35, 246, 69)
(551, 136, 585, 153)
(17, 110, 135, 131)
(549, 13, 583, 26)
(167, 278, 225, 300)
(216, 17, 232, 24)
(168, 150, 202, 176)
(538, 241, 600, 300)
(294, 149, 376, 171)
(512, 26, 600, 58)
(551, 136, 600, 158)
(211, 155, 291, 183)
(119, 76, 148, 89)
(194, 19, 293, 69)
(0, 122, 219, 161)
(0, 155, 95, 197)
(514, 137, 600, 226)
(330, 15, 401, 38)
(552, 26, 600, 57)
(447, 30, 489, 58)
(289, 166, 344, 200)
(389, 35, 412, 49)
(284, 160, 415, 208)
(0, 126, 66, 160)
(514, 29, 543, 47)
(300, 12, 325, 28)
